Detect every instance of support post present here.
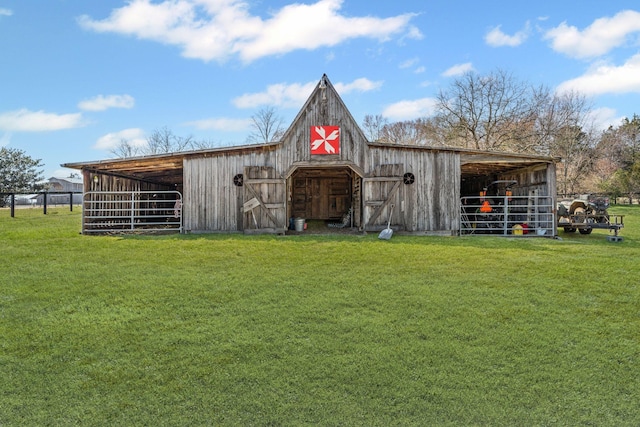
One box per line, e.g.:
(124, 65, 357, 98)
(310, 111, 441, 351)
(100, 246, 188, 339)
(131, 191, 135, 230)
(69, 192, 73, 211)
(10, 194, 15, 218)
(43, 192, 47, 215)
(503, 196, 508, 235)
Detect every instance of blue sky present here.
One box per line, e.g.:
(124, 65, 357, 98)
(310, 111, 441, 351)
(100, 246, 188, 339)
(1, 0, 640, 178)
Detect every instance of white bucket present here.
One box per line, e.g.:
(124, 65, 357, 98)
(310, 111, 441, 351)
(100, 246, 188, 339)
(294, 218, 305, 232)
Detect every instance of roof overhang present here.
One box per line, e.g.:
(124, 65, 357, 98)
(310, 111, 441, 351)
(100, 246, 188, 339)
(460, 151, 558, 178)
(367, 141, 559, 178)
(63, 140, 558, 186)
(62, 142, 282, 186)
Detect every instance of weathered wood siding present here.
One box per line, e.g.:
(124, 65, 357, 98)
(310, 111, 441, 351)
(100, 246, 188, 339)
(84, 171, 172, 193)
(499, 164, 555, 198)
(365, 147, 461, 232)
(183, 149, 280, 232)
(278, 82, 369, 170)
(67, 76, 560, 236)
(243, 166, 286, 232)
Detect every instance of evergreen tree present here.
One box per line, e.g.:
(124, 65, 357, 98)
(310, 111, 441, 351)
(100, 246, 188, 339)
(0, 147, 45, 195)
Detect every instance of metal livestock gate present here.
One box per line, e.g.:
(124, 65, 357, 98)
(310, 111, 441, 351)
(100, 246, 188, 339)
(82, 191, 183, 234)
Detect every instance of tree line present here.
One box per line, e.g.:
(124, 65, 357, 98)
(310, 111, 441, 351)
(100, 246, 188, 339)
(361, 69, 639, 200)
(110, 109, 285, 158)
(2, 69, 639, 202)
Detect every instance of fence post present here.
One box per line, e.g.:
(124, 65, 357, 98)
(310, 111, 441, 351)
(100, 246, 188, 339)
(131, 191, 135, 230)
(43, 192, 47, 215)
(69, 192, 73, 212)
(503, 196, 508, 235)
(10, 194, 15, 218)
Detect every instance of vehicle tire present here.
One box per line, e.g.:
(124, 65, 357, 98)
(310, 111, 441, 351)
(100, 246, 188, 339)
(573, 206, 587, 223)
(579, 227, 593, 235)
(564, 227, 577, 233)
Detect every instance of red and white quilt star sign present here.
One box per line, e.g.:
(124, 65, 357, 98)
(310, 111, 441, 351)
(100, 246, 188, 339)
(310, 126, 340, 155)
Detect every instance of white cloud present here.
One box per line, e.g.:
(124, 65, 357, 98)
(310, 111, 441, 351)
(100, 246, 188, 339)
(233, 77, 382, 109)
(78, 94, 135, 111)
(0, 109, 84, 132)
(0, 8, 12, 16)
(402, 26, 424, 42)
(399, 57, 419, 69)
(94, 128, 147, 150)
(382, 97, 437, 121)
(485, 22, 530, 47)
(78, 0, 418, 63)
(233, 82, 317, 109)
(556, 53, 640, 95)
(588, 107, 625, 131)
(186, 117, 252, 131)
(334, 78, 383, 94)
(442, 62, 474, 77)
(544, 10, 640, 59)
(236, 0, 418, 62)
(399, 58, 425, 74)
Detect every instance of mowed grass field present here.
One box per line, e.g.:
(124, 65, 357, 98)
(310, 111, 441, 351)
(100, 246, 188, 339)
(1, 206, 639, 426)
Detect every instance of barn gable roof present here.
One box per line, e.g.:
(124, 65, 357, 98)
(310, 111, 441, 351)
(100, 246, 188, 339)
(62, 74, 558, 185)
(280, 74, 369, 144)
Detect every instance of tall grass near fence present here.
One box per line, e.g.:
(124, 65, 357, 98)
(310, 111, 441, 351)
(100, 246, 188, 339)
(1, 207, 639, 425)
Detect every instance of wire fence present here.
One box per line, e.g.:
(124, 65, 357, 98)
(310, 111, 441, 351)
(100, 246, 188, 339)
(1, 192, 83, 217)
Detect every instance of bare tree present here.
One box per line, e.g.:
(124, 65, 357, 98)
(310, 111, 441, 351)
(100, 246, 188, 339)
(597, 115, 640, 198)
(110, 127, 217, 158)
(362, 114, 388, 141)
(435, 69, 539, 151)
(533, 90, 592, 154)
(147, 127, 194, 154)
(110, 139, 141, 158)
(190, 138, 223, 150)
(553, 125, 598, 196)
(247, 107, 285, 144)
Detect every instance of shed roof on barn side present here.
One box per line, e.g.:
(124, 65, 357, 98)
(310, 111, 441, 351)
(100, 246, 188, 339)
(62, 142, 281, 187)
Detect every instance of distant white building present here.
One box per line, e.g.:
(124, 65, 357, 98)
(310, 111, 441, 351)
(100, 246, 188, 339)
(48, 176, 83, 192)
(11, 194, 39, 206)
(35, 176, 84, 205)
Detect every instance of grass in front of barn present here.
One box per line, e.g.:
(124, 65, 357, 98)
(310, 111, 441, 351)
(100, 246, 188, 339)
(1, 206, 639, 425)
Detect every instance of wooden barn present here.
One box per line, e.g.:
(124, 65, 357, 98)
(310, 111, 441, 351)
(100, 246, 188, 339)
(63, 74, 558, 237)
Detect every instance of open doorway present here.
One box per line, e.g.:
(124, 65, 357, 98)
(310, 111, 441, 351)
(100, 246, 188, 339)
(289, 167, 361, 230)
(459, 162, 555, 236)
(291, 168, 351, 219)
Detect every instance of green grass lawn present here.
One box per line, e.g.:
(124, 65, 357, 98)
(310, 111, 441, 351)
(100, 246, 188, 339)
(1, 206, 639, 425)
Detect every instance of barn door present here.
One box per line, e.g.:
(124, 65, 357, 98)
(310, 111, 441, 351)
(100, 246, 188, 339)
(362, 164, 404, 231)
(242, 166, 286, 234)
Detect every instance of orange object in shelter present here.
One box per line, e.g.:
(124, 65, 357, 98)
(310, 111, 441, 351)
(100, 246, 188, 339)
(480, 200, 492, 213)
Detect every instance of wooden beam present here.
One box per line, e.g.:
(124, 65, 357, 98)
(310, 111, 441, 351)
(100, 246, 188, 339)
(84, 168, 177, 188)
(363, 177, 403, 182)
(245, 182, 281, 228)
(244, 178, 285, 184)
(366, 180, 401, 226)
